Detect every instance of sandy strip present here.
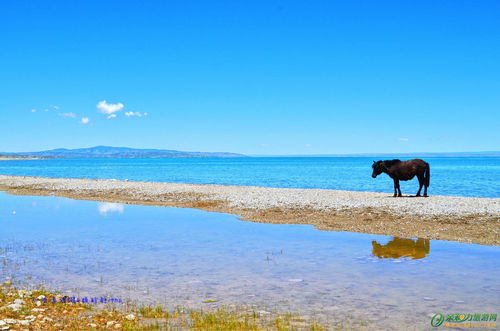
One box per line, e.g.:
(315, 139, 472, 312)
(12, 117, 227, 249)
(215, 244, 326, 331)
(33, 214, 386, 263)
(0, 175, 499, 246)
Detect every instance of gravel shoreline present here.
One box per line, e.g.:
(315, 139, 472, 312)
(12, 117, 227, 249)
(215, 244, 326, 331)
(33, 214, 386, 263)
(0, 175, 499, 245)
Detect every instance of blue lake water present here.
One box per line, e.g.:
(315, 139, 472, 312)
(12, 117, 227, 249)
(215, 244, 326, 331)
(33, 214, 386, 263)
(1, 157, 499, 197)
(1, 192, 499, 329)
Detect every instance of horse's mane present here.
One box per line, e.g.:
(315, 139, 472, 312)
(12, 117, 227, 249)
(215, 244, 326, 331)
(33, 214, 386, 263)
(383, 159, 401, 167)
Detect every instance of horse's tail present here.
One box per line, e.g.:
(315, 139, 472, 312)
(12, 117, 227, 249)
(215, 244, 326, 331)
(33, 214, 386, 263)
(424, 162, 430, 187)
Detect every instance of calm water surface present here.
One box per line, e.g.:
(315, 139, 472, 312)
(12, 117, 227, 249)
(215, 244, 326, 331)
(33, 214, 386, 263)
(0, 157, 499, 197)
(1, 192, 499, 329)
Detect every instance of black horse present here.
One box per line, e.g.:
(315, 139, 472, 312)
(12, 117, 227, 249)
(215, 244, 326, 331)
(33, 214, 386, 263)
(372, 159, 430, 197)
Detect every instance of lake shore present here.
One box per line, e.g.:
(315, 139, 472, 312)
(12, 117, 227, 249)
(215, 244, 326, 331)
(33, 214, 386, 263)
(0, 157, 46, 160)
(0, 175, 498, 246)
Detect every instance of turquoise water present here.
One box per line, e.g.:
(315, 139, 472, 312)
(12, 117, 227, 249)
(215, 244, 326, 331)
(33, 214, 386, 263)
(1, 193, 499, 329)
(0, 157, 499, 198)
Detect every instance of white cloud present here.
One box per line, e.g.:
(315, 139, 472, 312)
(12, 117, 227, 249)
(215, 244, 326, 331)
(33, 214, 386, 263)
(81, 117, 90, 124)
(97, 100, 124, 114)
(107, 114, 117, 119)
(124, 111, 147, 117)
(304, 143, 312, 148)
(59, 112, 76, 118)
(52, 105, 60, 110)
(398, 138, 409, 142)
(97, 202, 124, 216)
(44, 109, 49, 112)
(31, 109, 37, 113)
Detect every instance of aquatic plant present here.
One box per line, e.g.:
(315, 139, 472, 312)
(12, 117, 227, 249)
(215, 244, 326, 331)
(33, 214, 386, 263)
(0, 282, 325, 330)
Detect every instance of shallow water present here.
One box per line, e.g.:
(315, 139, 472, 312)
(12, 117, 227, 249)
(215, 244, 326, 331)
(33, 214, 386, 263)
(1, 157, 499, 197)
(1, 192, 499, 329)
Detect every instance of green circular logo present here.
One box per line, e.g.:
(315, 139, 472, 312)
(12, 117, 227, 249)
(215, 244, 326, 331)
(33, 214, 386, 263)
(431, 313, 444, 327)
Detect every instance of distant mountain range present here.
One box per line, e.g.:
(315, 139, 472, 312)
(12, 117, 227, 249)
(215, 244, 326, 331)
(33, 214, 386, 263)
(1, 147, 498, 159)
(2, 146, 247, 158)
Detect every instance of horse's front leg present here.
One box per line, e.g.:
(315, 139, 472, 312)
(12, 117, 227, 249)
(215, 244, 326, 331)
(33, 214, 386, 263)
(393, 179, 398, 197)
(396, 180, 402, 197)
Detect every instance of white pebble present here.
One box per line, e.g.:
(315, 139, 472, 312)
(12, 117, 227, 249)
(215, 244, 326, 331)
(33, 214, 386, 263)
(125, 314, 136, 320)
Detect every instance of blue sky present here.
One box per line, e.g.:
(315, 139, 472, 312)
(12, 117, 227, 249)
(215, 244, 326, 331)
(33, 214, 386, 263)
(1, 0, 499, 155)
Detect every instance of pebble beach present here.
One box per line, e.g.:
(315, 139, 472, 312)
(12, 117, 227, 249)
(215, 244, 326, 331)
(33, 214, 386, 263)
(0, 175, 499, 245)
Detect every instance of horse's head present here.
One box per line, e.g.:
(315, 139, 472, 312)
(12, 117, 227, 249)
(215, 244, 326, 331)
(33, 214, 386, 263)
(372, 160, 384, 178)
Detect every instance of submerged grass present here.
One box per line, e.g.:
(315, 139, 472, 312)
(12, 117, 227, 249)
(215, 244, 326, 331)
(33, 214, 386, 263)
(0, 282, 326, 330)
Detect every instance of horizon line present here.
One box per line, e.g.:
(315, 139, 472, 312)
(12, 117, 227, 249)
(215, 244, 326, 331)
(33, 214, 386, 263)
(2, 145, 499, 158)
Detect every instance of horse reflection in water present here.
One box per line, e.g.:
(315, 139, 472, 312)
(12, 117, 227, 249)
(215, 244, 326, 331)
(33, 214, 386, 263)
(372, 237, 430, 259)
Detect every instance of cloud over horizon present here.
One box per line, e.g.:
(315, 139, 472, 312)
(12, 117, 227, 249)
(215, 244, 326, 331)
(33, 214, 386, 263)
(125, 111, 148, 117)
(97, 100, 124, 115)
(30, 100, 146, 125)
(59, 112, 76, 118)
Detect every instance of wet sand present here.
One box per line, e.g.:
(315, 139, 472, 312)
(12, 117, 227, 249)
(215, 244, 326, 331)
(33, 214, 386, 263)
(0, 175, 498, 246)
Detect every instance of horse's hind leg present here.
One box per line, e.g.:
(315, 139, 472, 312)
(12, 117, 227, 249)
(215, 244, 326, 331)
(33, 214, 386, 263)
(416, 175, 424, 197)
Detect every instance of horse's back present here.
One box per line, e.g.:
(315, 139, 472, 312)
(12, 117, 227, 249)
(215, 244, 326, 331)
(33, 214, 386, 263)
(405, 158, 428, 167)
(392, 159, 426, 180)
